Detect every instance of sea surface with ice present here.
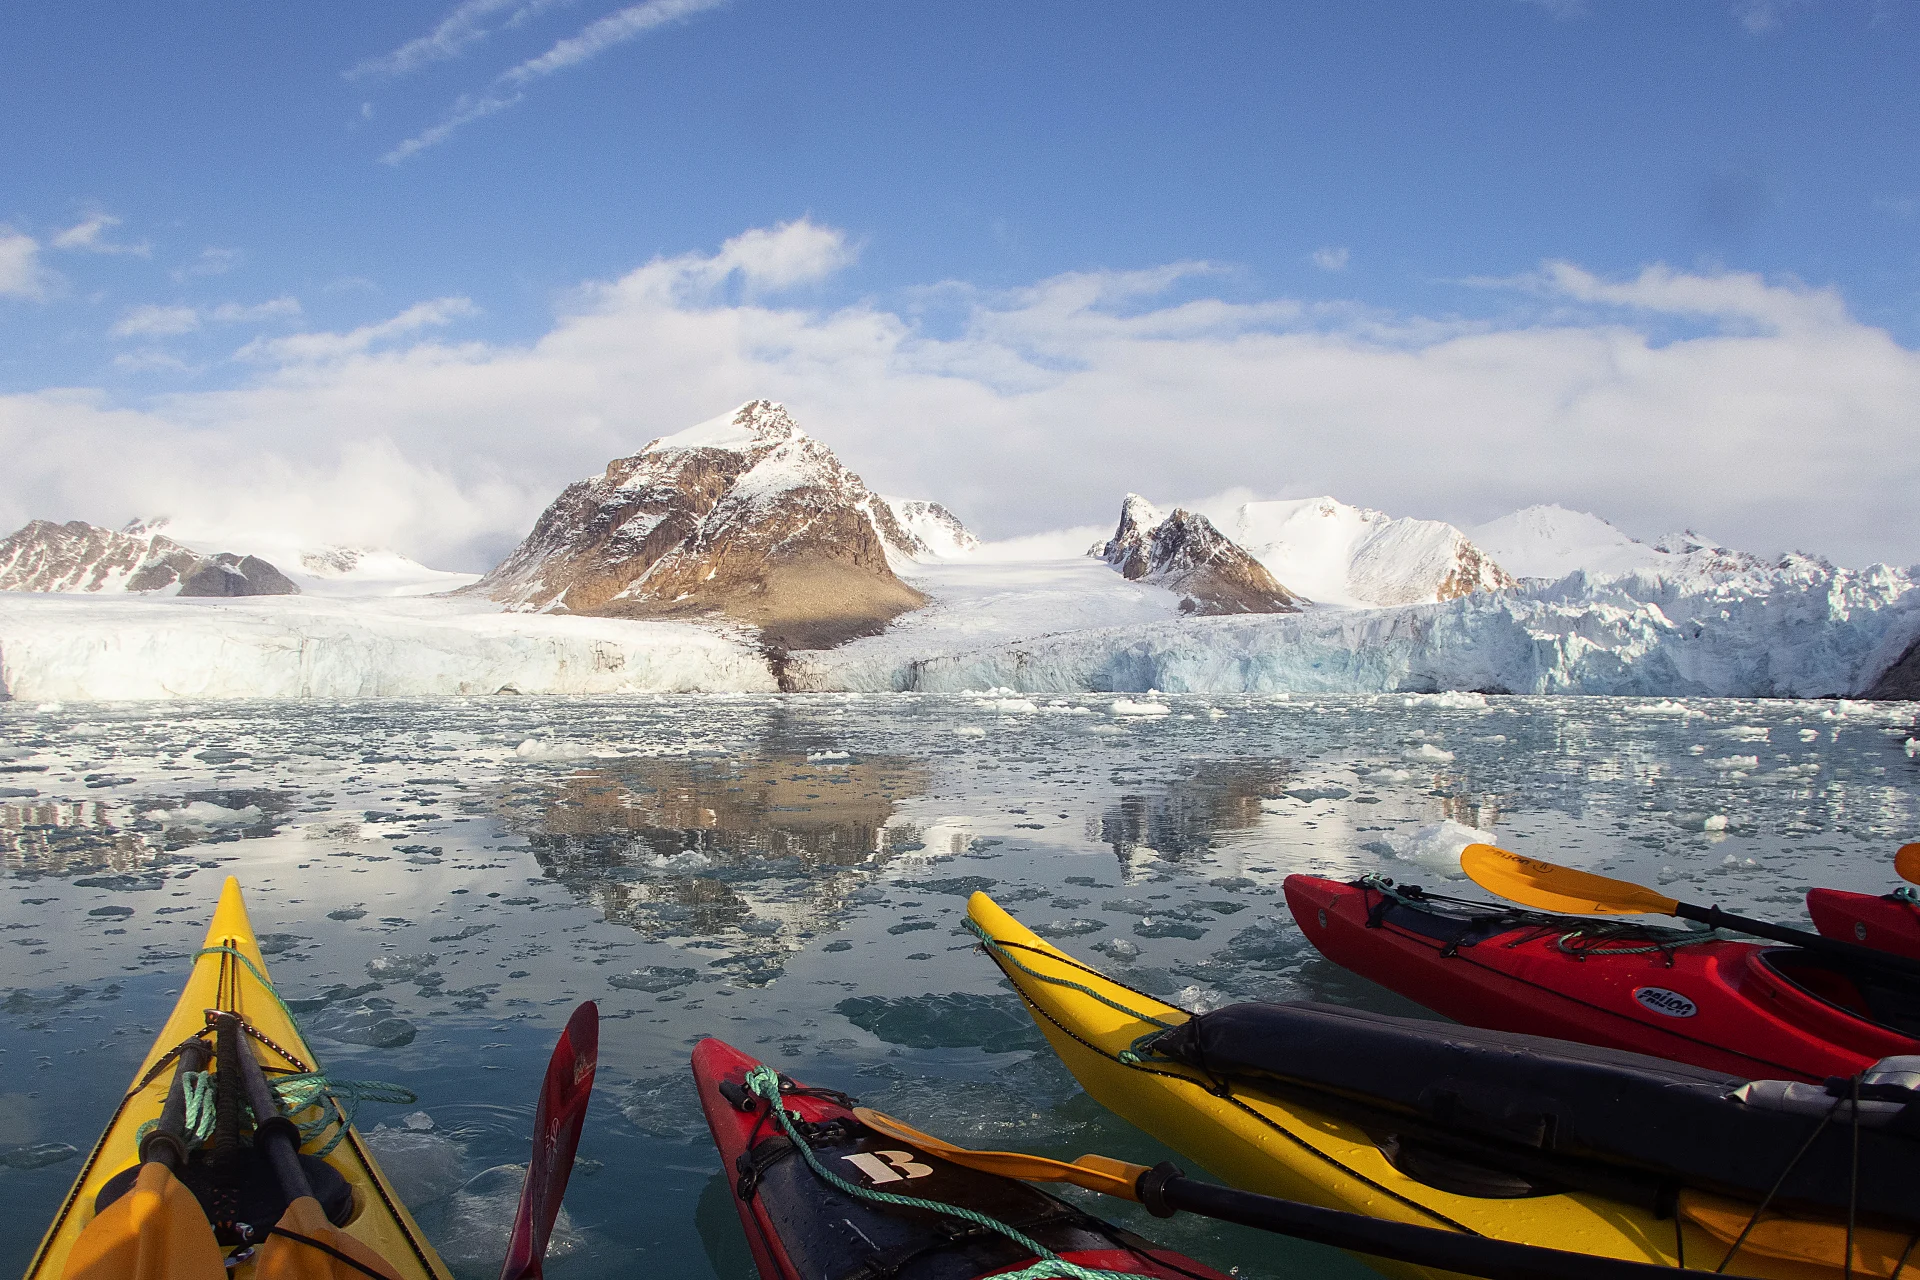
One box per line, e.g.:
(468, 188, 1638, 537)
(3, 692, 1918, 1278)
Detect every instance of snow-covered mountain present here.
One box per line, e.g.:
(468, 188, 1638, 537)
(1094, 495, 1301, 615)
(883, 498, 979, 559)
(1468, 505, 1779, 586)
(471, 400, 926, 650)
(0, 519, 296, 597)
(1207, 497, 1515, 608)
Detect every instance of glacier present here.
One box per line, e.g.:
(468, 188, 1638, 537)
(0, 594, 776, 701)
(793, 554, 1920, 698)
(5, 525, 1920, 703)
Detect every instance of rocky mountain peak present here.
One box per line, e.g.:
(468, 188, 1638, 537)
(470, 400, 927, 650)
(0, 519, 297, 597)
(1094, 496, 1302, 615)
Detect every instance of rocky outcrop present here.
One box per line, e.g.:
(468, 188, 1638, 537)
(179, 554, 298, 597)
(470, 400, 926, 650)
(1863, 635, 1920, 700)
(1095, 494, 1302, 615)
(0, 519, 296, 596)
(883, 498, 978, 559)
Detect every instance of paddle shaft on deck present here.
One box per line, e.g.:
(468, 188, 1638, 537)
(1673, 899, 1920, 981)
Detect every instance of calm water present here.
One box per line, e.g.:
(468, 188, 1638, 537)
(3, 692, 1918, 1277)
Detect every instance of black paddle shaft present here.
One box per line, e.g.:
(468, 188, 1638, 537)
(1674, 901, 1920, 983)
(219, 1013, 316, 1205)
(1137, 1165, 1695, 1280)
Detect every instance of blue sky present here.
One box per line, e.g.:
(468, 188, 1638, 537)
(4, 1, 1919, 569)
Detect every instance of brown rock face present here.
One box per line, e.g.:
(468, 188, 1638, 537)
(1095, 494, 1303, 615)
(470, 400, 926, 650)
(0, 519, 296, 596)
(1863, 636, 1920, 700)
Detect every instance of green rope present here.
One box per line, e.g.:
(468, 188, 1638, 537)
(740, 1066, 1139, 1280)
(185, 945, 416, 1157)
(962, 918, 1180, 1065)
(274, 1072, 416, 1157)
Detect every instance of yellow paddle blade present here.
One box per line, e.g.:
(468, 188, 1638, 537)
(853, 1107, 1147, 1201)
(1896, 842, 1920, 887)
(61, 1163, 225, 1280)
(1459, 844, 1681, 917)
(254, 1196, 406, 1280)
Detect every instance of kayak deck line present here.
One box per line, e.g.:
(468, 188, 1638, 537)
(24, 876, 452, 1280)
(962, 910, 1487, 1240)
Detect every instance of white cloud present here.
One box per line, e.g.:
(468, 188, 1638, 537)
(113, 350, 196, 374)
(112, 305, 200, 337)
(172, 248, 241, 283)
(234, 297, 477, 364)
(52, 212, 150, 257)
(210, 297, 303, 323)
(1311, 246, 1350, 272)
(7, 221, 1920, 573)
(382, 0, 726, 163)
(348, 0, 519, 78)
(0, 227, 51, 299)
(110, 297, 302, 339)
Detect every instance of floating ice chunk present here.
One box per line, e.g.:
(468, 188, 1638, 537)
(978, 697, 1038, 714)
(34, 703, 62, 713)
(806, 750, 851, 761)
(1908, 738, 1919, 758)
(438, 1165, 583, 1266)
(1403, 691, 1488, 710)
(1111, 699, 1171, 716)
(142, 801, 263, 827)
(1406, 743, 1455, 763)
(1389, 819, 1493, 877)
(1799, 729, 1821, 743)
(1173, 984, 1228, 1014)
(512, 737, 616, 761)
(1706, 755, 1760, 771)
(1702, 815, 1729, 831)
(1720, 726, 1770, 742)
(363, 1124, 466, 1207)
(954, 726, 986, 738)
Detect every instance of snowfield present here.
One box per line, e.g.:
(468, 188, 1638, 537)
(0, 593, 775, 701)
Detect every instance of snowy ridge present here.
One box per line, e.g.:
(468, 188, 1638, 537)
(1206, 497, 1515, 608)
(883, 497, 979, 559)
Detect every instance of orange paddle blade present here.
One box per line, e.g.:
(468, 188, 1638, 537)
(254, 1196, 406, 1280)
(61, 1163, 225, 1280)
(1895, 842, 1920, 887)
(853, 1107, 1146, 1201)
(1459, 844, 1681, 917)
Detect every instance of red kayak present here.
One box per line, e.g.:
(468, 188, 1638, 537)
(1284, 874, 1920, 1083)
(1807, 886, 1920, 961)
(691, 1037, 1231, 1280)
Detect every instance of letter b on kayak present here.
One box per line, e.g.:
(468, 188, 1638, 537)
(1633, 986, 1698, 1018)
(842, 1150, 934, 1184)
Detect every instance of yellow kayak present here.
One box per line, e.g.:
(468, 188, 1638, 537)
(965, 891, 1907, 1280)
(24, 877, 451, 1280)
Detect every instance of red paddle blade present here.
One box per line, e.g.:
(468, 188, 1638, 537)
(500, 1000, 599, 1280)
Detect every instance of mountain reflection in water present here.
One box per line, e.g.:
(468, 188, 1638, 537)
(512, 751, 931, 983)
(1096, 758, 1293, 872)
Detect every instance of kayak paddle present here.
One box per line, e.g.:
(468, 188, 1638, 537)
(500, 1000, 599, 1280)
(1895, 842, 1920, 886)
(1460, 843, 1920, 982)
(855, 1106, 1696, 1280)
